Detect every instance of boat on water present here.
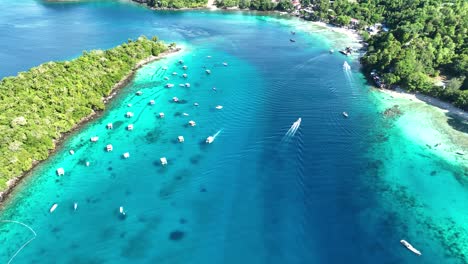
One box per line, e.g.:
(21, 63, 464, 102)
(339, 46, 353, 56)
(215, 105, 223, 110)
(166, 83, 174, 88)
(73, 202, 78, 211)
(342, 112, 349, 118)
(119, 206, 126, 216)
(343, 61, 351, 70)
(400, 240, 422, 256)
(206, 69, 211, 74)
(206, 136, 214, 144)
(289, 38, 296, 42)
(50, 203, 58, 213)
(183, 65, 187, 70)
(222, 62, 228, 66)
(185, 83, 191, 88)
(329, 49, 334, 53)
(173, 97, 179, 102)
(291, 31, 296, 35)
(90, 136, 99, 142)
(162, 66, 168, 70)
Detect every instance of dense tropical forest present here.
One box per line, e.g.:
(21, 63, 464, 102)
(134, 0, 468, 110)
(0, 37, 169, 190)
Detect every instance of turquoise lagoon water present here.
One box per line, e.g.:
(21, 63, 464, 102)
(0, 1, 467, 263)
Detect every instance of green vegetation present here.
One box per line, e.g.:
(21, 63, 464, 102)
(215, 0, 293, 11)
(0, 36, 169, 190)
(146, 0, 207, 8)
(298, 0, 468, 110)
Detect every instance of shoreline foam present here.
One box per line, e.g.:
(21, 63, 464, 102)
(0, 46, 182, 205)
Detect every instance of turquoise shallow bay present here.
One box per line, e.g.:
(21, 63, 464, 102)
(0, 1, 467, 263)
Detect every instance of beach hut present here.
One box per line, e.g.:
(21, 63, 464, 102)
(127, 124, 134, 131)
(126, 112, 134, 118)
(106, 144, 113, 152)
(178, 136, 184, 143)
(90, 136, 99, 142)
(188, 120, 196, 127)
(160, 157, 168, 166)
(149, 100, 155, 105)
(107, 123, 113, 129)
(56, 168, 65, 176)
(123, 152, 130, 159)
(159, 112, 165, 118)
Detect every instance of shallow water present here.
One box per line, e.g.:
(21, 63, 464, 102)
(0, 1, 467, 263)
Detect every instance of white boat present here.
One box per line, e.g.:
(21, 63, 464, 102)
(178, 136, 184, 143)
(194, 102, 199, 106)
(56, 168, 65, 176)
(107, 123, 113, 129)
(206, 136, 214, 144)
(183, 65, 188, 70)
(223, 62, 228, 66)
(127, 103, 132, 107)
(166, 83, 174, 88)
(329, 49, 334, 53)
(123, 152, 130, 159)
(173, 97, 179, 102)
(343, 61, 351, 70)
(126, 112, 134, 118)
(206, 69, 211, 74)
(342, 112, 349, 118)
(215, 105, 223, 110)
(182, 113, 189, 116)
(400, 240, 422, 256)
(127, 124, 134, 130)
(182, 73, 187, 78)
(86, 161, 90, 167)
(164, 76, 169, 80)
(159, 112, 165, 118)
(119, 206, 126, 216)
(106, 144, 113, 152)
(73, 202, 78, 211)
(136, 91, 142, 96)
(160, 157, 168, 166)
(185, 83, 190, 88)
(149, 100, 155, 105)
(69, 150, 75, 155)
(188, 120, 196, 127)
(90, 136, 99, 142)
(179, 84, 185, 87)
(172, 72, 178, 76)
(50, 203, 58, 213)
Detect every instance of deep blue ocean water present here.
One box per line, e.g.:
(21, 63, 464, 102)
(0, 1, 467, 263)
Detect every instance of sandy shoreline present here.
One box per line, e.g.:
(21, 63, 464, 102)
(379, 87, 468, 122)
(0, 46, 182, 205)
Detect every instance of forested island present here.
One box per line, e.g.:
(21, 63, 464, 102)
(134, 0, 468, 110)
(0, 37, 171, 193)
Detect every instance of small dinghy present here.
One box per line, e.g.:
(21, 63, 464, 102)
(342, 112, 349, 118)
(223, 62, 228, 66)
(73, 202, 78, 211)
(290, 39, 296, 42)
(119, 206, 126, 218)
(400, 240, 422, 256)
(166, 83, 174, 88)
(215, 105, 223, 110)
(50, 203, 58, 213)
(206, 69, 211, 74)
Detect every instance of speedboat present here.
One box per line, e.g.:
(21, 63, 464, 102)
(206, 69, 211, 74)
(342, 112, 349, 118)
(343, 61, 351, 70)
(50, 203, 58, 213)
(223, 62, 228, 66)
(73, 202, 78, 211)
(215, 105, 223, 110)
(119, 206, 126, 216)
(206, 136, 214, 144)
(166, 83, 174, 88)
(400, 240, 421, 256)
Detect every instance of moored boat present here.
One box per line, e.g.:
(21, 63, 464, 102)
(400, 240, 422, 256)
(50, 203, 58, 213)
(342, 112, 349, 118)
(206, 136, 214, 144)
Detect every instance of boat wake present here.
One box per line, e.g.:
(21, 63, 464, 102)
(0, 220, 37, 264)
(281, 118, 302, 143)
(212, 129, 222, 140)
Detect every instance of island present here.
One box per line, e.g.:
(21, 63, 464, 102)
(0, 36, 177, 198)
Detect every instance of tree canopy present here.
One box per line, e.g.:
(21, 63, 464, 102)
(0, 36, 169, 190)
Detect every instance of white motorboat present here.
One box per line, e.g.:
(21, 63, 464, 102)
(206, 136, 214, 144)
(73, 202, 78, 211)
(119, 206, 126, 216)
(342, 112, 349, 118)
(166, 83, 174, 88)
(50, 203, 58, 213)
(400, 240, 421, 256)
(215, 105, 223, 110)
(343, 61, 351, 70)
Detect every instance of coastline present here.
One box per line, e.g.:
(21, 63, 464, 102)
(0, 46, 182, 205)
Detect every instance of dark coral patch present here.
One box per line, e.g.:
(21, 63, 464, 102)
(169, 230, 185, 241)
